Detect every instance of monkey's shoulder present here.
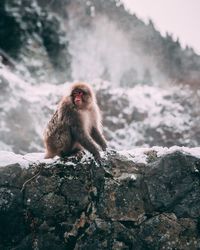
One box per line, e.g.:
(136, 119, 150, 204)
(45, 109, 67, 130)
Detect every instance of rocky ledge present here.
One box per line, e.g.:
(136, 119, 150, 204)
(0, 147, 200, 250)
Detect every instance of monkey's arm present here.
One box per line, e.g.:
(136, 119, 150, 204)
(71, 127, 101, 160)
(91, 127, 107, 151)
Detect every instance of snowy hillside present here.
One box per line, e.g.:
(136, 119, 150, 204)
(1, 0, 200, 155)
(1, 64, 200, 154)
(2, 0, 200, 86)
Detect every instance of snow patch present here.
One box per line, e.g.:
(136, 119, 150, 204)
(153, 146, 200, 158)
(0, 151, 57, 168)
(120, 146, 200, 164)
(0, 146, 200, 169)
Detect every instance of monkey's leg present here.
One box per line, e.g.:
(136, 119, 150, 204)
(91, 127, 107, 151)
(44, 151, 57, 159)
(71, 127, 101, 160)
(70, 148, 82, 155)
(62, 148, 83, 157)
(44, 142, 58, 159)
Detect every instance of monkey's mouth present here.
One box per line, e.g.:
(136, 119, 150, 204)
(74, 98, 82, 105)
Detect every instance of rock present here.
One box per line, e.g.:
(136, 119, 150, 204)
(139, 213, 199, 250)
(144, 151, 200, 218)
(0, 150, 200, 249)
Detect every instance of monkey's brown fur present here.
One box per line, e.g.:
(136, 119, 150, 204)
(44, 82, 107, 160)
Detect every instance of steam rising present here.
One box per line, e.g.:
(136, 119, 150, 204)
(68, 15, 158, 85)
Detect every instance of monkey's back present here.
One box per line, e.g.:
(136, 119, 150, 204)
(44, 109, 72, 158)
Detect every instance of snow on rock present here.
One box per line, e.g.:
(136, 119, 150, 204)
(0, 151, 57, 168)
(0, 149, 95, 168)
(120, 146, 200, 165)
(1, 146, 200, 168)
(154, 146, 200, 158)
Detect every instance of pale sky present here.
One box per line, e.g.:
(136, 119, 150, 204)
(121, 0, 200, 54)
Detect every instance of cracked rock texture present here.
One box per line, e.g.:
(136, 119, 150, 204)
(0, 151, 200, 250)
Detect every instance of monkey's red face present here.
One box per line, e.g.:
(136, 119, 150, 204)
(72, 88, 91, 108)
(73, 90, 83, 105)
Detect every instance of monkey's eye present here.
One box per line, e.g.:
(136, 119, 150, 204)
(74, 90, 83, 96)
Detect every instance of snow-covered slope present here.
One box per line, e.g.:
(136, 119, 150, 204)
(0, 64, 66, 153)
(98, 82, 200, 150)
(1, 64, 200, 154)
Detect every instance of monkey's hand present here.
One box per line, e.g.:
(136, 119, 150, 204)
(102, 143, 107, 151)
(93, 151, 101, 161)
(94, 154, 103, 167)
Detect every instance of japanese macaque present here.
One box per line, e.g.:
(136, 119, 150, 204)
(44, 82, 107, 161)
